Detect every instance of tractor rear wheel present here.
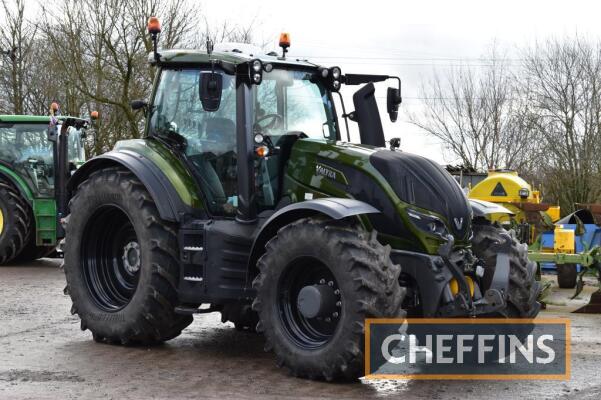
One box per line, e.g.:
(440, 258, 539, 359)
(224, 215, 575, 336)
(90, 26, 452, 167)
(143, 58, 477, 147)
(252, 217, 405, 381)
(0, 178, 31, 265)
(556, 264, 578, 289)
(471, 220, 541, 318)
(64, 167, 192, 344)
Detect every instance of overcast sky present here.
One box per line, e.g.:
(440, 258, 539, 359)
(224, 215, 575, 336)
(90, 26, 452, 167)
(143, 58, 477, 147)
(201, 0, 601, 164)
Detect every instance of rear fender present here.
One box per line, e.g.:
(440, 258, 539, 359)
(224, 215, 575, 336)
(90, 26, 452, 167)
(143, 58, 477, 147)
(67, 149, 197, 222)
(0, 164, 34, 203)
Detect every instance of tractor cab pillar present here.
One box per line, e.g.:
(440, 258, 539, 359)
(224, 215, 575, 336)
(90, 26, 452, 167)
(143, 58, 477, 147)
(236, 79, 257, 223)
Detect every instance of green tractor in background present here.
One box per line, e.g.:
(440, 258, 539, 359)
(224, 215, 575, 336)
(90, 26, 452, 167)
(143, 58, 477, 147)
(0, 105, 94, 264)
(62, 19, 540, 381)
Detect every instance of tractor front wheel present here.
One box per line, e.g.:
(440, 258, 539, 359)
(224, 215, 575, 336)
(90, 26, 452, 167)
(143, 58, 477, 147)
(252, 217, 405, 381)
(64, 167, 192, 344)
(471, 220, 541, 318)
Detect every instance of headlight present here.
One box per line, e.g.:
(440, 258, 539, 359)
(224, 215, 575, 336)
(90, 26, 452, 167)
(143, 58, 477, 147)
(249, 59, 263, 84)
(327, 66, 342, 92)
(406, 208, 449, 238)
(518, 187, 529, 199)
(331, 67, 341, 80)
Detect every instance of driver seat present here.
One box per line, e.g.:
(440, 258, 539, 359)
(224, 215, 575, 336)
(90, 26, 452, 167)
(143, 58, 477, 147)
(193, 117, 237, 213)
(205, 117, 236, 144)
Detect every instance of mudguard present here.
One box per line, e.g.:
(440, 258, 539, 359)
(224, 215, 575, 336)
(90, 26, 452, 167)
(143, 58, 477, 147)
(67, 150, 194, 222)
(247, 198, 380, 271)
(269, 198, 380, 221)
(0, 164, 34, 203)
(469, 199, 514, 218)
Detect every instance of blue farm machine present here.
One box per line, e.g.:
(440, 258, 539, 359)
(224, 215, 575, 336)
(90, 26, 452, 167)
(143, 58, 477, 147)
(528, 206, 601, 313)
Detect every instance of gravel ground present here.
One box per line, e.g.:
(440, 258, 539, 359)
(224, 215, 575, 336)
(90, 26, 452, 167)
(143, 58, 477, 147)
(1, 259, 600, 400)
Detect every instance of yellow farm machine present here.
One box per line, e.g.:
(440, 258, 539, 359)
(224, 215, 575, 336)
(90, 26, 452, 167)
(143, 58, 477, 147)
(451, 168, 601, 313)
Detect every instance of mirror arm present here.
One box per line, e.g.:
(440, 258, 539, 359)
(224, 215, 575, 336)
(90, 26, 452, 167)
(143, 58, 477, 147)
(334, 91, 351, 142)
(392, 76, 401, 92)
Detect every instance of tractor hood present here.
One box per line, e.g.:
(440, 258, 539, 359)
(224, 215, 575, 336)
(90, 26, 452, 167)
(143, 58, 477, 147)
(368, 150, 472, 239)
(286, 140, 472, 247)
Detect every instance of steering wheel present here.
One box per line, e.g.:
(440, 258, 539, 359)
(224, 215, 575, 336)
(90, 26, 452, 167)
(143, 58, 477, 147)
(254, 113, 284, 131)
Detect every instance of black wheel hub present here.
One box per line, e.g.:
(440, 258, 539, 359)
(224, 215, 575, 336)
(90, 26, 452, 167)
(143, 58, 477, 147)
(81, 205, 140, 312)
(297, 284, 338, 319)
(278, 257, 342, 350)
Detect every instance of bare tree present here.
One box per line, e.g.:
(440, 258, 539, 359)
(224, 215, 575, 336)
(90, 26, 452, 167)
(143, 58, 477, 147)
(522, 37, 601, 212)
(0, 0, 38, 114)
(38, 0, 258, 154)
(409, 48, 540, 171)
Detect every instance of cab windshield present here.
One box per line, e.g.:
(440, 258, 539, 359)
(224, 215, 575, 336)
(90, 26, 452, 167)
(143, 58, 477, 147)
(253, 69, 338, 141)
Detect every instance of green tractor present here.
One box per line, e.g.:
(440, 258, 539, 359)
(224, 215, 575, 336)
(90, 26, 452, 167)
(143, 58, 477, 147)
(62, 20, 540, 381)
(0, 108, 94, 264)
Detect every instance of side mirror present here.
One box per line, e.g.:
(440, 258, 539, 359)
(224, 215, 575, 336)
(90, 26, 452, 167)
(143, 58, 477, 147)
(130, 99, 148, 111)
(386, 87, 402, 122)
(199, 72, 223, 112)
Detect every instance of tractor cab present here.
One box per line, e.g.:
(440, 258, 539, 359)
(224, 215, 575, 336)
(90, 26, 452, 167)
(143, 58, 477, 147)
(0, 115, 88, 197)
(146, 50, 341, 217)
(0, 112, 93, 263)
(134, 28, 402, 224)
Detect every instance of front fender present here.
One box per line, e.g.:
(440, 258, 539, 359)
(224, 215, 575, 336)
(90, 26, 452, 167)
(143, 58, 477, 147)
(247, 198, 380, 273)
(469, 199, 514, 218)
(268, 198, 380, 221)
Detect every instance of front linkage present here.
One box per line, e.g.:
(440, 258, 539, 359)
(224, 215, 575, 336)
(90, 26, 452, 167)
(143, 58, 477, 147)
(437, 233, 512, 317)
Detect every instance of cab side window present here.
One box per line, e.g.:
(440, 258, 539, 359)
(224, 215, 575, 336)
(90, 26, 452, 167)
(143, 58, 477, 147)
(150, 68, 238, 216)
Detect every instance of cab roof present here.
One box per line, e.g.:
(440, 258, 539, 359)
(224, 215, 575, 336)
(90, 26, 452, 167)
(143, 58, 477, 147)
(150, 48, 319, 69)
(0, 115, 86, 124)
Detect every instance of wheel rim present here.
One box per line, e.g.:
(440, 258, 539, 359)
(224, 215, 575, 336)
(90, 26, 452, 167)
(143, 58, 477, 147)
(81, 205, 140, 312)
(277, 257, 342, 350)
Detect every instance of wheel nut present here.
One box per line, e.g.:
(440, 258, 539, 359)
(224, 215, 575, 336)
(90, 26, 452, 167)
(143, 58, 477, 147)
(336, 301, 341, 307)
(319, 279, 326, 284)
(334, 289, 340, 295)
(332, 312, 339, 318)
(325, 317, 331, 322)
(328, 281, 333, 287)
